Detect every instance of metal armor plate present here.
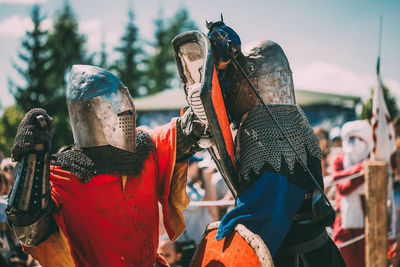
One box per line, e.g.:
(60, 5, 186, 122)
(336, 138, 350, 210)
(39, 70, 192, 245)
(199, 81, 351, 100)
(7, 150, 51, 226)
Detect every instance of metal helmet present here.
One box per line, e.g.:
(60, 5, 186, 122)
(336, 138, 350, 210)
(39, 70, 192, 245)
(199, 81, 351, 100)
(223, 40, 295, 124)
(67, 65, 136, 152)
(216, 39, 322, 195)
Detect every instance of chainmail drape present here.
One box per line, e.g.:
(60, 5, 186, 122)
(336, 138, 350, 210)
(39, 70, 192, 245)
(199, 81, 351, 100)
(237, 104, 322, 184)
(52, 130, 153, 183)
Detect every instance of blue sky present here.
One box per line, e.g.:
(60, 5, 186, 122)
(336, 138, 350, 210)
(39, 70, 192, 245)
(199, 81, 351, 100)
(0, 0, 399, 110)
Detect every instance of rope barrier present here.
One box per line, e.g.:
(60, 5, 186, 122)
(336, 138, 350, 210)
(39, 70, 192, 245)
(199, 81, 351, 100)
(188, 200, 235, 207)
(324, 171, 364, 187)
(185, 170, 392, 251)
(187, 171, 363, 209)
(337, 234, 365, 248)
(187, 172, 364, 209)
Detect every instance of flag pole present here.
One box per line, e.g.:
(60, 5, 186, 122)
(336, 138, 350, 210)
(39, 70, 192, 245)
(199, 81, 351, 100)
(376, 15, 383, 75)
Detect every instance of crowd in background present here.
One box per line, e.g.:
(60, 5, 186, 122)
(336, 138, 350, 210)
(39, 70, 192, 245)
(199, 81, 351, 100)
(315, 117, 400, 267)
(0, 117, 398, 267)
(0, 153, 39, 266)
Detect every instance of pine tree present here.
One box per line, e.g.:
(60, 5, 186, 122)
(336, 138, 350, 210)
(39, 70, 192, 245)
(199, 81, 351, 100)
(11, 5, 52, 112)
(42, 3, 90, 150)
(145, 14, 171, 95)
(98, 40, 108, 69)
(167, 8, 197, 39)
(113, 10, 142, 97)
(46, 3, 89, 93)
(145, 8, 197, 95)
(0, 106, 24, 156)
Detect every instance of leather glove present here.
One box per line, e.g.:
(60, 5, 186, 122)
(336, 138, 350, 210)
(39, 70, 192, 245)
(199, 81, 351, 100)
(11, 108, 53, 161)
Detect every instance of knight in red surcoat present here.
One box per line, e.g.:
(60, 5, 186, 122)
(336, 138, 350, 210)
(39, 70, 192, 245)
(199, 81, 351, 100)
(6, 65, 205, 266)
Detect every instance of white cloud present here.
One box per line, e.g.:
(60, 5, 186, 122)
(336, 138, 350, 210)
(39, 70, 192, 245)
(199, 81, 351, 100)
(41, 17, 51, 31)
(79, 19, 102, 52)
(0, 15, 31, 37)
(0, 15, 51, 38)
(293, 61, 400, 101)
(0, 0, 47, 4)
(79, 19, 122, 61)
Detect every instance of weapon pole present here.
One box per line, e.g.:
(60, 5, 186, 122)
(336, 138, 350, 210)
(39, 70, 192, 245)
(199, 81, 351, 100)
(376, 15, 383, 76)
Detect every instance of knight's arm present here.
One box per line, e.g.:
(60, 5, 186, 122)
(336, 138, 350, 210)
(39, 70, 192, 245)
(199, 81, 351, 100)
(6, 108, 57, 246)
(175, 107, 207, 162)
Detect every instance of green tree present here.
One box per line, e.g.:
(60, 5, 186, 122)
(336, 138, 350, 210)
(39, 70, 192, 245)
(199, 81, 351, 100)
(98, 40, 108, 69)
(359, 84, 399, 120)
(167, 9, 197, 40)
(44, 2, 90, 150)
(113, 10, 143, 97)
(145, 8, 197, 95)
(9, 5, 59, 154)
(0, 106, 25, 156)
(11, 5, 52, 112)
(11, 3, 90, 151)
(46, 3, 89, 91)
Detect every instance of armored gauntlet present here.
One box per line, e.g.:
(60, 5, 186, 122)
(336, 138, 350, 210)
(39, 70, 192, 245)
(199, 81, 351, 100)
(176, 106, 210, 162)
(6, 108, 57, 246)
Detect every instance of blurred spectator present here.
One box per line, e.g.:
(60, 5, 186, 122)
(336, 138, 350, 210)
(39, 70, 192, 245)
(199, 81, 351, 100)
(211, 171, 234, 219)
(331, 120, 373, 267)
(327, 126, 343, 176)
(394, 117, 400, 140)
(314, 127, 330, 176)
(390, 180, 400, 266)
(0, 195, 34, 267)
(329, 127, 342, 149)
(157, 239, 183, 267)
(0, 171, 11, 196)
(393, 117, 400, 180)
(9, 257, 28, 267)
(175, 240, 196, 267)
(178, 155, 217, 244)
(389, 117, 400, 266)
(1, 158, 16, 185)
(0, 157, 16, 196)
(199, 153, 232, 219)
(0, 152, 4, 164)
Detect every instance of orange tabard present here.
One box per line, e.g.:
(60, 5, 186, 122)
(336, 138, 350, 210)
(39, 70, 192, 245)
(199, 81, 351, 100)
(192, 223, 273, 267)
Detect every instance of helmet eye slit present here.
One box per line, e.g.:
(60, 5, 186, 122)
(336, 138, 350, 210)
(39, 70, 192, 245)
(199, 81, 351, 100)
(117, 110, 134, 116)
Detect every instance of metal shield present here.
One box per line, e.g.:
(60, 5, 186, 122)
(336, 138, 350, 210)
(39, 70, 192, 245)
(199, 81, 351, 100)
(172, 30, 238, 199)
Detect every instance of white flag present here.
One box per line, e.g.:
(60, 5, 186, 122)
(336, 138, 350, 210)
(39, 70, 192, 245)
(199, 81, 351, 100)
(371, 70, 397, 238)
(371, 74, 396, 161)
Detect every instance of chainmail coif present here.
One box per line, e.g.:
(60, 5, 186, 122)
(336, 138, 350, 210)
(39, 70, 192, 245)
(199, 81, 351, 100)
(237, 104, 322, 186)
(51, 129, 153, 183)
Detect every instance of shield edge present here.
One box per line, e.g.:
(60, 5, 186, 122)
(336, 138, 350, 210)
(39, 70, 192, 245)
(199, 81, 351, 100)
(190, 221, 274, 267)
(172, 31, 238, 198)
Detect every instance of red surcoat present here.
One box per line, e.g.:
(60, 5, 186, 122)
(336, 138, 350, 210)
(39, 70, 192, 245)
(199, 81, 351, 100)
(24, 120, 189, 267)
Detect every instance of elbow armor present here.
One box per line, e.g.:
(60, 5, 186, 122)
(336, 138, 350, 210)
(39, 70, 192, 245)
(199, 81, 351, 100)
(6, 150, 56, 246)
